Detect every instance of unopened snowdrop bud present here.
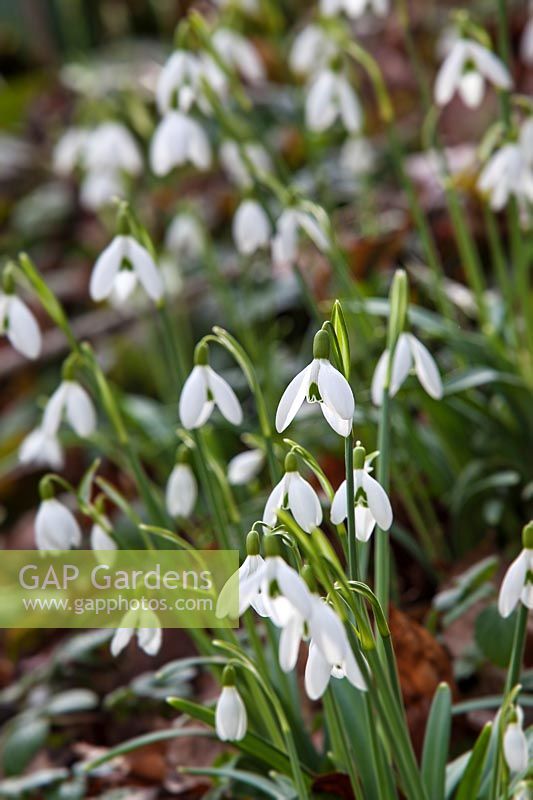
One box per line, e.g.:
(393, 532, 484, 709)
(503, 708, 529, 774)
(232, 200, 272, 255)
(276, 330, 355, 436)
(434, 37, 512, 108)
(498, 521, 533, 618)
(263, 452, 322, 533)
(0, 265, 42, 359)
(42, 374, 96, 439)
(111, 608, 162, 657)
(215, 666, 247, 741)
(35, 479, 82, 551)
(150, 111, 212, 176)
(371, 332, 443, 406)
(166, 448, 198, 518)
(179, 342, 243, 430)
(228, 448, 265, 485)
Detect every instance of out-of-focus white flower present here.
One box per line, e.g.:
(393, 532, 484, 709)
(0, 292, 41, 359)
(290, 25, 339, 78)
(214, 0, 259, 14)
(371, 332, 443, 406)
(330, 443, 393, 539)
(263, 453, 322, 533)
(276, 330, 354, 436)
(340, 137, 375, 177)
(165, 213, 205, 260)
(212, 28, 265, 83)
(215, 667, 247, 741)
(80, 171, 124, 211)
(165, 461, 198, 518)
(150, 112, 212, 175)
(232, 199, 272, 255)
(179, 342, 242, 430)
(90, 519, 117, 552)
(156, 50, 204, 115)
(306, 69, 363, 134)
(227, 448, 265, 485)
(84, 122, 142, 176)
(219, 139, 272, 188)
(19, 427, 64, 470)
(498, 523, 533, 617)
(271, 206, 329, 269)
(111, 608, 162, 657)
(503, 707, 529, 774)
(320, 0, 388, 18)
(434, 38, 512, 108)
(53, 128, 90, 175)
(90, 235, 164, 303)
(521, 12, 533, 65)
(477, 143, 523, 211)
(43, 380, 96, 438)
(35, 498, 82, 551)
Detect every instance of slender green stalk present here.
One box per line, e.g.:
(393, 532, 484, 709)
(504, 603, 528, 693)
(323, 691, 363, 800)
(375, 390, 391, 613)
(345, 434, 358, 581)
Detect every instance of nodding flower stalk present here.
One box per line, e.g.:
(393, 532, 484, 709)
(374, 270, 407, 613)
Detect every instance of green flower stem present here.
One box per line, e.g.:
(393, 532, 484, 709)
(322, 690, 363, 800)
(375, 388, 391, 614)
(504, 603, 528, 694)
(191, 430, 233, 550)
(345, 433, 359, 581)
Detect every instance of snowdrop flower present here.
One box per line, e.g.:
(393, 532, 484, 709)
(215, 666, 247, 741)
(521, 11, 533, 65)
(503, 707, 529, 774)
(179, 342, 242, 430)
(212, 29, 265, 84)
(276, 330, 354, 437)
(150, 111, 212, 176)
(214, 0, 259, 13)
(340, 137, 375, 177)
(228, 448, 265, 485)
(53, 127, 90, 175)
(35, 491, 82, 551)
(320, 0, 388, 17)
(80, 171, 124, 212)
(90, 519, 117, 552)
(477, 143, 524, 211)
(90, 235, 164, 303)
(434, 38, 512, 108)
(263, 452, 322, 533)
(330, 442, 393, 539)
(165, 213, 205, 260)
(19, 426, 64, 470)
(165, 450, 197, 518)
(498, 522, 533, 618)
(371, 332, 443, 406)
(216, 531, 268, 619)
(271, 206, 329, 269)
(232, 199, 272, 255)
(0, 285, 41, 359)
(156, 50, 204, 115)
(290, 25, 339, 79)
(111, 608, 162, 657)
(84, 122, 142, 176)
(219, 139, 272, 189)
(306, 70, 363, 134)
(43, 380, 96, 438)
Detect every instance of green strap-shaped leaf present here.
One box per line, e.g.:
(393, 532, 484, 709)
(330, 300, 351, 379)
(183, 766, 297, 799)
(455, 722, 492, 800)
(422, 682, 452, 800)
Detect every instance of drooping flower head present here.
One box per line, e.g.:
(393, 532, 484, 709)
(503, 706, 529, 774)
(35, 478, 82, 551)
(215, 665, 247, 741)
(179, 341, 243, 430)
(166, 446, 198, 518)
(150, 111, 212, 176)
(111, 607, 162, 657)
(271, 205, 330, 270)
(263, 452, 323, 533)
(227, 448, 265, 486)
(305, 69, 363, 135)
(0, 265, 41, 360)
(435, 35, 512, 108)
(232, 199, 272, 255)
(498, 521, 533, 618)
(276, 329, 355, 436)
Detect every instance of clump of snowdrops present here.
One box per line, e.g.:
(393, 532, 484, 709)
(2, 0, 533, 798)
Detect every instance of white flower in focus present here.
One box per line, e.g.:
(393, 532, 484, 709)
(330, 443, 392, 539)
(0, 292, 42, 359)
(53, 128, 90, 175)
(150, 112, 212, 176)
(228, 448, 265, 485)
(43, 380, 96, 438)
(90, 235, 164, 303)
(219, 139, 272, 189)
(271, 206, 329, 269)
(503, 708, 529, 774)
(212, 28, 265, 84)
(111, 608, 162, 657)
(263, 453, 322, 533)
(19, 427, 64, 470)
(498, 524, 533, 617)
(434, 38, 512, 108)
(276, 330, 354, 436)
(290, 25, 339, 78)
(371, 332, 443, 406)
(232, 199, 272, 255)
(320, 0, 388, 17)
(215, 668, 247, 741)
(165, 213, 205, 260)
(84, 122, 142, 176)
(179, 343, 242, 430)
(35, 498, 82, 551)
(165, 461, 198, 518)
(306, 70, 363, 134)
(156, 50, 204, 115)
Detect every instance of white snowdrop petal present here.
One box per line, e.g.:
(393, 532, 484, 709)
(296, 211, 330, 253)
(305, 641, 332, 700)
(166, 463, 198, 517)
(90, 237, 125, 301)
(503, 723, 529, 773)
(263, 477, 286, 526)
(275, 364, 312, 432)
(127, 238, 164, 302)
(371, 349, 389, 406)
(227, 449, 265, 485)
(468, 41, 512, 90)
(498, 550, 528, 618)
(179, 366, 210, 429)
(330, 480, 348, 525)
(19, 427, 63, 469)
(338, 77, 363, 133)
(232, 200, 271, 255)
(110, 628, 133, 657)
(65, 382, 96, 437)
(320, 403, 352, 437)
(343, 646, 367, 691)
(7, 297, 42, 359)
(317, 360, 355, 422)
(279, 613, 303, 671)
(150, 113, 190, 176)
(362, 473, 393, 530)
(306, 71, 338, 132)
(390, 334, 413, 396)
(275, 558, 314, 620)
(42, 383, 69, 436)
(206, 367, 243, 425)
(137, 626, 162, 656)
(216, 687, 247, 740)
(406, 333, 443, 399)
(309, 598, 347, 666)
(35, 499, 82, 551)
(91, 523, 117, 551)
(288, 473, 322, 532)
(354, 505, 376, 542)
(458, 70, 485, 108)
(434, 42, 467, 105)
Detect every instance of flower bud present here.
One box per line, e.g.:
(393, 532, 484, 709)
(353, 441, 366, 470)
(246, 530, 260, 556)
(263, 532, 281, 558)
(222, 664, 236, 687)
(284, 452, 298, 473)
(313, 329, 330, 360)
